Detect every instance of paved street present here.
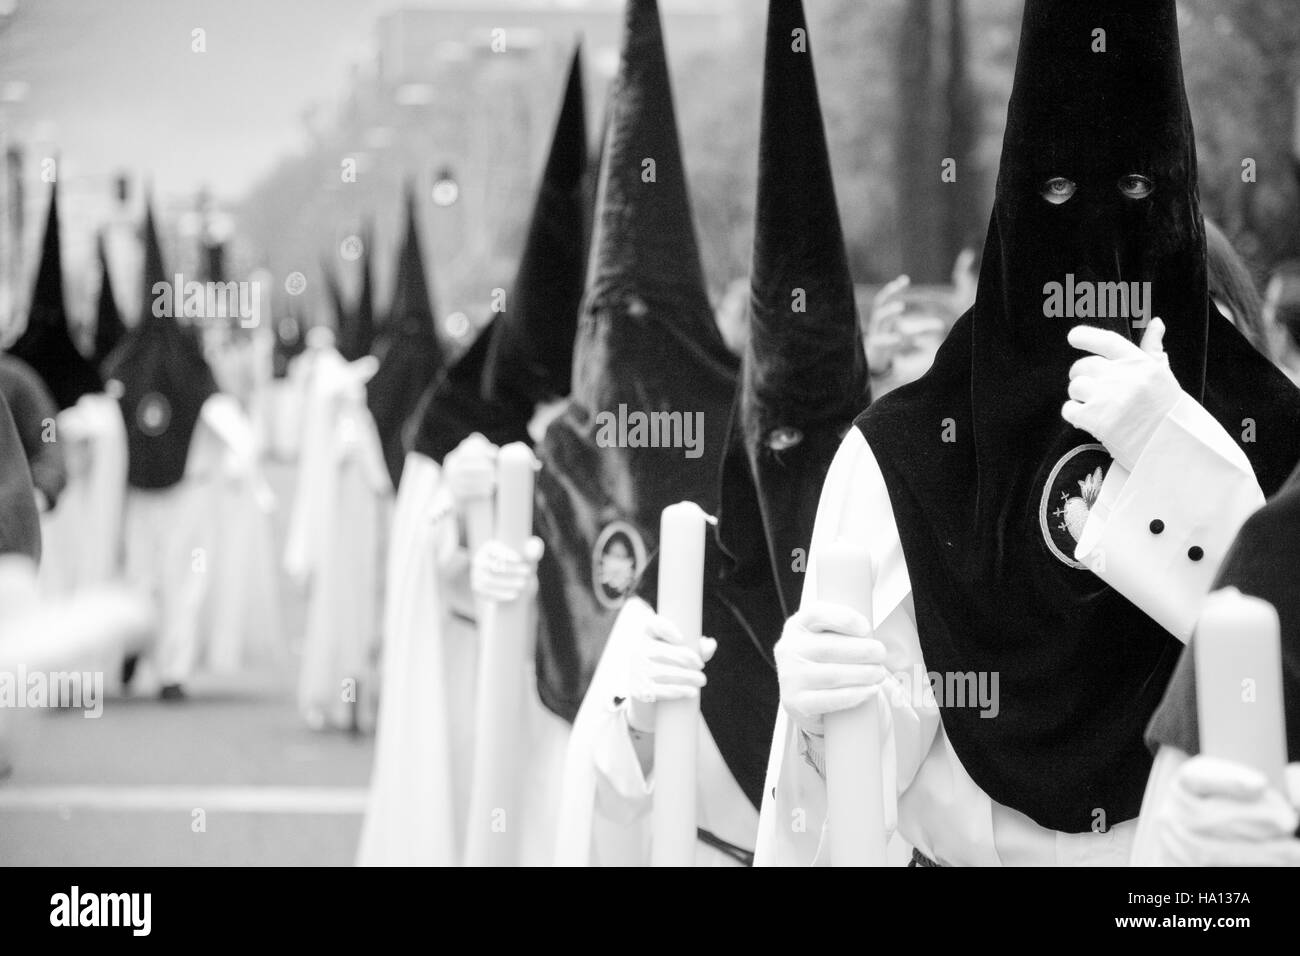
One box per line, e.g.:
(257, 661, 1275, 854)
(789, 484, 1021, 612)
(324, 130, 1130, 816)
(0, 666, 374, 866)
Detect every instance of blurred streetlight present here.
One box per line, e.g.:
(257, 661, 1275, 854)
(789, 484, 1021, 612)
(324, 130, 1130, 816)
(431, 167, 459, 207)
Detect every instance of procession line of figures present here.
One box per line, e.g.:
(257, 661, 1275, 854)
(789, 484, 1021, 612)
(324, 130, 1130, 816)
(5, 0, 1300, 867)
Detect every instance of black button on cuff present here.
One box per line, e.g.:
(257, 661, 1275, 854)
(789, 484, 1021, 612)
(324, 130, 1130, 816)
(1149, 519, 1165, 535)
(1188, 546, 1204, 562)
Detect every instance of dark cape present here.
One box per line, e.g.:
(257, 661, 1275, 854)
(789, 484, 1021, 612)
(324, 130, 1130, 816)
(8, 183, 104, 409)
(103, 203, 219, 490)
(0, 390, 41, 561)
(366, 190, 446, 489)
(1147, 460, 1300, 763)
(92, 232, 127, 370)
(687, 0, 869, 810)
(856, 0, 1300, 832)
(533, 0, 738, 722)
(411, 44, 591, 466)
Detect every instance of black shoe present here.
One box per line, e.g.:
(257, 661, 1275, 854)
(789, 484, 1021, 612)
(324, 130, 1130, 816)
(159, 684, 186, 701)
(121, 654, 139, 688)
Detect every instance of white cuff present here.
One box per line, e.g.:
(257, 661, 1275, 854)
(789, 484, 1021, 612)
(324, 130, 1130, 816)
(1076, 394, 1264, 640)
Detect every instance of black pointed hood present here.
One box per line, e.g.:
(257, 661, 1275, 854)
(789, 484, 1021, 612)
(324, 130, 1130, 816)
(532, 0, 739, 722)
(322, 255, 346, 338)
(409, 325, 532, 466)
(858, 0, 1300, 832)
(412, 46, 594, 467)
(698, 0, 869, 808)
(366, 189, 446, 488)
(8, 183, 103, 409)
(351, 223, 378, 359)
(480, 44, 589, 407)
(203, 241, 226, 284)
(92, 233, 126, 369)
(0, 391, 40, 561)
(103, 201, 218, 490)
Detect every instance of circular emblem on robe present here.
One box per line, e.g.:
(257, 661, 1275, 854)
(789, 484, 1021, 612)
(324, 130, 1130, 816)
(1038, 443, 1110, 569)
(592, 521, 647, 610)
(136, 392, 172, 437)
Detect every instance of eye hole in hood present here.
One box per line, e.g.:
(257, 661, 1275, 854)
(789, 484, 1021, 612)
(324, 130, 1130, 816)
(1118, 173, 1154, 199)
(1040, 176, 1077, 205)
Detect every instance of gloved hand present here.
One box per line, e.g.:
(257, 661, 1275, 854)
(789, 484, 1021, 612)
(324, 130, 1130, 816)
(774, 600, 890, 738)
(1153, 756, 1300, 867)
(1062, 318, 1183, 471)
(471, 537, 544, 603)
(444, 433, 498, 506)
(625, 613, 718, 733)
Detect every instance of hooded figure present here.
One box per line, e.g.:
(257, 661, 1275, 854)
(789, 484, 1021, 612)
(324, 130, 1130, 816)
(554, 0, 866, 866)
(366, 190, 446, 489)
(336, 225, 377, 363)
(104, 203, 219, 491)
(757, 0, 1300, 868)
(358, 46, 592, 868)
(0, 393, 40, 562)
(108, 202, 246, 696)
(92, 232, 127, 371)
(8, 183, 103, 410)
(533, 0, 738, 723)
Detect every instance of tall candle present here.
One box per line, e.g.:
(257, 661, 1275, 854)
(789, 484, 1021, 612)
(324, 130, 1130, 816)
(1194, 587, 1288, 790)
(818, 540, 887, 867)
(464, 442, 536, 867)
(651, 502, 708, 867)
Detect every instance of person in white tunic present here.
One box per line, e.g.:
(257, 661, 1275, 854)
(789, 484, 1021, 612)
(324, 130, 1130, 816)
(552, 0, 869, 867)
(285, 327, 389, 729)
(357, 45, 592, 866)
(756, 0, 1300, 867)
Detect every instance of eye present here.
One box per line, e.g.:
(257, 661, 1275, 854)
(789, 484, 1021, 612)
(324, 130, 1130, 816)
(1118, 174, 1154, 199)
(767, 426, 803, 451)
(1040, 177, 1077, 205)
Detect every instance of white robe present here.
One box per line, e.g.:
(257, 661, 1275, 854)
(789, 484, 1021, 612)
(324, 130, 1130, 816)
(38, 393, 128, 596)
(356, 451, 470, 865)
(554, 595, 757, 866)
(755, 395, 1268, 866)
(285, 349, 391, 731)
(198, 396, 282, 673)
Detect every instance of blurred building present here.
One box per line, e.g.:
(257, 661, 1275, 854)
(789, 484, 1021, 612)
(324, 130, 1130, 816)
(235, 0, 742, 345)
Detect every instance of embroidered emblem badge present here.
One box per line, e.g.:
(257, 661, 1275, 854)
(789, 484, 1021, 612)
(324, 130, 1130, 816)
(592, 520, 647, 609)
(1038, 442, 1110, 569)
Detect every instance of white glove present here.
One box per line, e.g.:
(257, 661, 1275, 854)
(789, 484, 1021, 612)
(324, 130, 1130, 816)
(471, 537, 544, 603)
(1153, 756, 1300, 867)
(444, 433, 497, 506)
(625, 613, 718, 733)
(1062, 318, 1183, 471)
(774, 600, 890, 738)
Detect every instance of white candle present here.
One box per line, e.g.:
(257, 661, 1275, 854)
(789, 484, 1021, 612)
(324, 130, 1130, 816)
(1194, 587, 1288, 790)
(651, 501, 708, 867)
(818, 540, 887, 867)
(464, 442, 536, 867)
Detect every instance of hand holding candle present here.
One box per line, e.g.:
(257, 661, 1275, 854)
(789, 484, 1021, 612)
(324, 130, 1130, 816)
(817, 540, 888, 867)
(651, 501, 709, 867)
(464, 442, 537, 867)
